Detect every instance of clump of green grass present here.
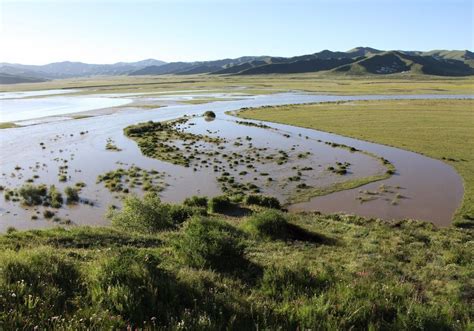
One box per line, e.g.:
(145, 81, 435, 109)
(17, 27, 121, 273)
(108, 193, 173, 233)
(48, 185, 63, 208)
(108, 193, 205, 232)
(183, 195, 208, 208)
(64, 186, 80, 204)
(244, 194, 281, 209)
(18, 184, 47, 206)
(105, 138, 122, 151)
(243, 209, 288, 240)
(208, 195, 234, 213)
(174, 217, 245, 272)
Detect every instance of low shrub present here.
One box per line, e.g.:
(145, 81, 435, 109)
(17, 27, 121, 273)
(183, 195, 208, 208)
(243, 210, 289, 240)
(108, 193, 173, 233)
(208, 195, 234, 213)
(168, 204, 206, 224)
(244, 194, 281, 209)
(174, 217, 245, 271)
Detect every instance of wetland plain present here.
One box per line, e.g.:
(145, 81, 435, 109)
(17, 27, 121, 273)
(0, 79, 472, 230)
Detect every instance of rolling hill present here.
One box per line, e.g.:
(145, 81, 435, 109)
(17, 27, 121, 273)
(2, 48, 473, 83)
(0, 73, 47, 84)
(129, 48, 473, 77)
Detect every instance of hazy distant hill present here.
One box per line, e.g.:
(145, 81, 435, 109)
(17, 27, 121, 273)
(0, 59, 166, 81)
(0, 73, 47, 84)
(2, 48, 473, 83)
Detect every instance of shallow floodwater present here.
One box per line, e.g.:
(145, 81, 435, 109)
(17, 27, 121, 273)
(0, 95, 132, 123)
(0, 89, 77, 100)
(0, 91, 471, 231)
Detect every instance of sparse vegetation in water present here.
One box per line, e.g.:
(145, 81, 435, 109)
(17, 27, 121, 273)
(17, 184, 64, 208)
(327, 161, 351, 175)
(235, 120, 271, 129)
(236, 98, 474, 226)
(105, 138, 122, 151)
(97, 166, 167, 193)
(124, 119, 224, 166)
(64, 186, 80, 204)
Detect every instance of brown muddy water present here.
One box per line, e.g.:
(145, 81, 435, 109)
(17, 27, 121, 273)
(0, 92, 471, 230)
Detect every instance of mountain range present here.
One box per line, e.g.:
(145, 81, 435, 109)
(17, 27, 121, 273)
(1, 47, 473, 84)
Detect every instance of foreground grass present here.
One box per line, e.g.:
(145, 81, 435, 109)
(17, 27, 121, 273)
(237, 99, 474, 225)
(0, 192, 472, 329)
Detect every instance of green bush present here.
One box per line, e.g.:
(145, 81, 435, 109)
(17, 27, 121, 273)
(244, 210, 289, 239)
(168, 204, 206, 224)
(183, 195, 208, 208)
(108, 193, 173, 233)
(174, 217, 245, 271)
(208, 195, 234, 213)
(244, 194, 281, 209)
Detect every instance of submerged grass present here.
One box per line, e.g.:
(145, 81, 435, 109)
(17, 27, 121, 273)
(0, 193, 472, 329)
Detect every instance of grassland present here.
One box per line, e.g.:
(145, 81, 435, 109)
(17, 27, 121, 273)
(0, 122, 19, 129)
(237, 99, 474, 225)
(0, 193, 472, 329)
(1, 73, 473, 96)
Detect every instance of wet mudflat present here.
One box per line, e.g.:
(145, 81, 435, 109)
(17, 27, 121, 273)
(0, 91, 470, 230)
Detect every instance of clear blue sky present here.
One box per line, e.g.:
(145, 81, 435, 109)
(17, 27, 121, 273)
(1, 0, 472, 64)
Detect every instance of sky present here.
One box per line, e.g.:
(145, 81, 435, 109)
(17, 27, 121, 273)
(1, 0, 473, 65)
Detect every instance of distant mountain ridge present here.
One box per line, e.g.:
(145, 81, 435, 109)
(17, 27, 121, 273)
(120, 47, 474, 77)
(1, 48, 473, 84)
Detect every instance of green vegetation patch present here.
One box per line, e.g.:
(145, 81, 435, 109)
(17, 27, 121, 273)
(0, 122, 19, 129)
(124, 118, 223, 166)
(97, 165, 167, 193)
